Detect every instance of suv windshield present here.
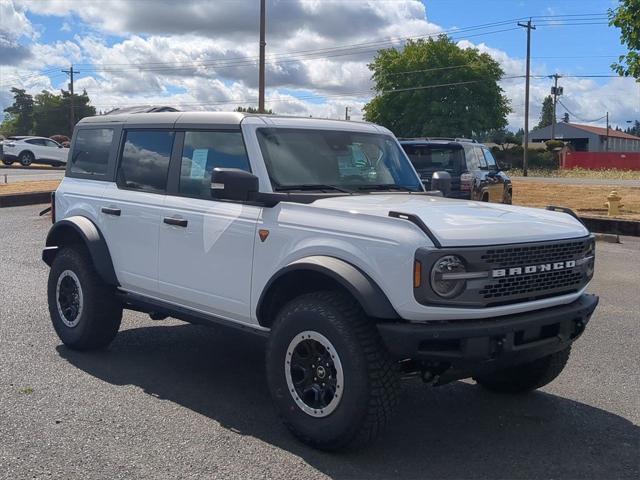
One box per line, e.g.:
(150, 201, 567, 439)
(256, 128, 422, 192)
(402, 144, 466, 174)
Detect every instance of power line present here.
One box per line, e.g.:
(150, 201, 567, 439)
(557, 99, 607, 123)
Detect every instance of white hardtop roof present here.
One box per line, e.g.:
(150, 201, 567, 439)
(76, 111, 387, 134)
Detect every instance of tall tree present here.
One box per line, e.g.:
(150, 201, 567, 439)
(2, 88, 34, 135)
(537, 95, 555, 129)
(363, 36, 511, 138)
(31, 89, 96, 137)
(609, 0, 640, 79)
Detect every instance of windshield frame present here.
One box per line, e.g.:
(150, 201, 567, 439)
(255, 127, 423, 194)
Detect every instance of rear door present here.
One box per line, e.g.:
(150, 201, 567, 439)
(99, 129, 174, 296)
(158, 129, 260, 323)
(480, 147, 503, 202)
(24, 138, 46, 160)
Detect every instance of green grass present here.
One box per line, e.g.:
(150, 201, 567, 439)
(509, 168, 640, 180)
(19, 387, 34, 395)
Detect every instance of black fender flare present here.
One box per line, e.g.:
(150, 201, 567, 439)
(257, 256, 399, 324)
(42, 216, 118, 286)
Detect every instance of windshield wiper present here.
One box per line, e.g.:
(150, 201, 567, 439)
(357, 184, 415, 192)
(275, 184, 353, 193)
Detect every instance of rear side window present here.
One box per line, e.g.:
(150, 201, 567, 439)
(26, 138, 45, 146)
(179, 131, 250, 199)
(118, 130, 174, 193)
(482, 148, 498, 168)
(70, 128, 114, 176)
(402, 144, 465, 172)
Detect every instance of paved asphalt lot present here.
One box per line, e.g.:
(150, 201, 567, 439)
(512, 176, 640, 187)
(1, 205, 638, 480)
(0, 166, 65, 183)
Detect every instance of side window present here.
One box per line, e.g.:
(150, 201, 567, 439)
(118, 130, 174, 192)
(70, 128, 114, 176)
(44, 139, 59, 148)
(179, 131, 250, 199)
(474, 147, 488, 169)
(26, 138, 45, 146)
(482, 148, 497, 169)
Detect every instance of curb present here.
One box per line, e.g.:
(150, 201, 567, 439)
(0, 191, 52, 208)
(0, 165, 65, 171)
(579, 216, 640, 237)
(593, 233, 620, 243)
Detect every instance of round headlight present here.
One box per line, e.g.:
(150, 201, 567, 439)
(430, 255, 467, 298)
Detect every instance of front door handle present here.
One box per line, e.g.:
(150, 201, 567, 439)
(163, 217, 188, 228)
(101, 207, 121, 216)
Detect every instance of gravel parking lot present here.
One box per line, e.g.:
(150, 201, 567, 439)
(1, 204, 638, 480)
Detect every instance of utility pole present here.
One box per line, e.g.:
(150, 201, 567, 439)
(550, 74, 563, 140)
(518, 19, 535, 176)
(606, 111, 609, 151)
(258, 0, 266, 113)
(62, 65, 77, 134)
(345, 106, 351, 121)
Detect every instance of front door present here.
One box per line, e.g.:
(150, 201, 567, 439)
(480, 147, 504, 202)
(158, 130, 260, 324)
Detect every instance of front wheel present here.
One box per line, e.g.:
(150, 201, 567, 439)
(47, 247, 122, 350)
(503, 189, 513, 204)
(19, 151, 34, 166)
(266, 291, 400, 451)
(474, 347, 571, 394)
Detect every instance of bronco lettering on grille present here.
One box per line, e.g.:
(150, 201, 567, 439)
(492, 260, 576, 278)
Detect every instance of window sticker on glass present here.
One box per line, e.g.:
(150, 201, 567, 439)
(191, 149, 209, 178)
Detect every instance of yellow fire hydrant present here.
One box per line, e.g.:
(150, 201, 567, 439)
(604, 190, 623, 217)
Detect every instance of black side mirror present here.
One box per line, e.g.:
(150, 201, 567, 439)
(211, 168, 259, 202)
(431, 171, 452, 196)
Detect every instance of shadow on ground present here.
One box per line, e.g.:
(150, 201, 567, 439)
(58, 323, 639, 480)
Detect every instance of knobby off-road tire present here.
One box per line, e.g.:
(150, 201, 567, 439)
(47, 247, 122, 350)
(266, 291, 400, 451)
(474, 347, 571, 394)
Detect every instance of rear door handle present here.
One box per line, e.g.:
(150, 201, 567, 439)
(101, 207, 121, 216)
(163, 217, 188, 228)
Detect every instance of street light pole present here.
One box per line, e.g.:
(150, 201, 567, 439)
(258, 0, 266, 113)
(518, 19, 535, 177)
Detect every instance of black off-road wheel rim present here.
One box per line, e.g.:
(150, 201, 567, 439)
(56, 270, 84, 328)
(285, 331, 344, 418)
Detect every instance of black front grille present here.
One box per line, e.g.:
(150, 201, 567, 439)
(479, 269, 584, 299)
(480, 239, 589, 268)
(414, 236, 595, 308)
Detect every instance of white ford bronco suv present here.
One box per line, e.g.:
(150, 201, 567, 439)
(43, 111, 598, 450)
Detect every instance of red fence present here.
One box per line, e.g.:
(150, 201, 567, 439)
(562, 151, 640, 170)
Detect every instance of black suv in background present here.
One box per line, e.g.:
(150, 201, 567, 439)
(400, 138, 512, 204)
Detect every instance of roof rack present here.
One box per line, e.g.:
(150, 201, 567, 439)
(397, 137, 477, 143)
(103, 105, 180, 115)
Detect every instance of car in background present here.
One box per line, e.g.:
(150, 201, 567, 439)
(1, 136, 68, 167)
(400, 138, 512, 204)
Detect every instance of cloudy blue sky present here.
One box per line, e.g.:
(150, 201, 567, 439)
(0, 0, 638, 131)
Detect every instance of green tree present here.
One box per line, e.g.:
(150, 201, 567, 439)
(609, 0, 640, 79)
(562, 112, 570, 123)
(2, 88, 34, 135)
(362, 36, 511, 138)
(33, 89, 96, 137)
(537, 95, 555, 129)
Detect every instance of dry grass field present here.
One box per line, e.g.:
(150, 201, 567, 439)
(513, 180, 640, 220)
(0, 180, 60, 196)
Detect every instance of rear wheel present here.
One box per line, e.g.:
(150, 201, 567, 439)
(266, 291, 400, 451)
(2, 159, 13, 166)
(19, 151, 34, 166)
(47, 247, 122, 350)
(474, 347, 571, 393)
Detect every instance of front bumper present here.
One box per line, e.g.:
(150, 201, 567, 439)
(377, 293, 598, 379)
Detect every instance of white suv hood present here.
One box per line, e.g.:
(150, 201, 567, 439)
(310, 194, 589, 247)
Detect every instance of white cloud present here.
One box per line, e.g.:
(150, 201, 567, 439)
(2, 0, 638, 132)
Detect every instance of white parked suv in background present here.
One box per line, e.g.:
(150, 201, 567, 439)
(42, 111, 598, 450)
(1, 135, 68, 167)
